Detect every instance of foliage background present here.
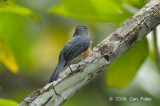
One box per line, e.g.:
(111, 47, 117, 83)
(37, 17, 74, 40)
(0, 0, 160, 106)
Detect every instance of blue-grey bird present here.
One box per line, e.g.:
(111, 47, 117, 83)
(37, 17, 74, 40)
(49, 25, 91, 82)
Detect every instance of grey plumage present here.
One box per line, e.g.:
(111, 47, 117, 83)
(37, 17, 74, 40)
(49, 25, 91, 82)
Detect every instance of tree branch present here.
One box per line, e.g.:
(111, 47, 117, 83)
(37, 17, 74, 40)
(18, 0, 160, 106)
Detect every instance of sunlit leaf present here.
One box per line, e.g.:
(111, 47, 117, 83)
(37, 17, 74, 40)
(48, 0, 133, 22)
(0, 2, 41, 23)
(0, 34, 19, 73)
(106, 38, 148, 88)
(0, 98, 18, 106)
(121, 0, 146, 9)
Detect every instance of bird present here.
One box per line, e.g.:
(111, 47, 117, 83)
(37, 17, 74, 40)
(49, 25, 91, 82)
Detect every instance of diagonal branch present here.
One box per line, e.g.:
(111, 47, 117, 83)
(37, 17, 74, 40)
(18, 0, 160, 106)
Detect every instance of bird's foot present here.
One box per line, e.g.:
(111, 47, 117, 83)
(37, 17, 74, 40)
(68, 65, 73, 73)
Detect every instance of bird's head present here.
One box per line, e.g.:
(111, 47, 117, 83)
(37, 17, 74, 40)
(73, 25, 88, 36)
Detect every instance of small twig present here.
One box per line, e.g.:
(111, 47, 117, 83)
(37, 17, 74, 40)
(153, 28, 160, 71)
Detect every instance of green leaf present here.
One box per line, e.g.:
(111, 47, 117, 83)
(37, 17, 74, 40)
(0, 34, 19, 73)
(0, 2, 41, 23)
(121, 0, 146, 9)
(48, 0, 133, 22)
(106, 38, 148, 88)
(0, 98, 18, 106)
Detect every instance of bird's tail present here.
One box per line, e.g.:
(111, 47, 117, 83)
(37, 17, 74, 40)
(49, 57, 66, 82)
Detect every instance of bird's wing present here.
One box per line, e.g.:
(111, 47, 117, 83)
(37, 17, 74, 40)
(62, 37, 90, 63)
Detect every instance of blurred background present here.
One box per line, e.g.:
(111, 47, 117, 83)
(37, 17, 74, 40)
(0, 0, 160, 106)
